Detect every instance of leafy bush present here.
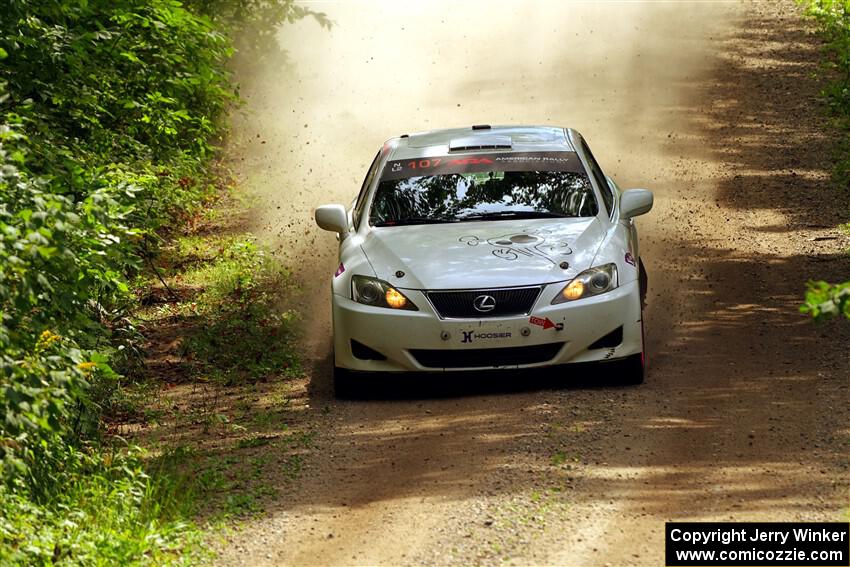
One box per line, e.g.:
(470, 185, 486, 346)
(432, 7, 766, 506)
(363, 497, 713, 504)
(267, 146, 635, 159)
(0, 0, 236, 476)
(0, 0, 241, 562)
(802, 280, 850, 320)
(0, 118, 127, 480)
(1, 1, 233, 160)
(803, 0, 850, 118)
(0, 0, 322, 562)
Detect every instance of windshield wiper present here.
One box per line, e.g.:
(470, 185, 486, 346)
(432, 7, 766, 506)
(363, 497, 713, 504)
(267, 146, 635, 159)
(375, 217, 457, 227)
(459, 211, 568, 221)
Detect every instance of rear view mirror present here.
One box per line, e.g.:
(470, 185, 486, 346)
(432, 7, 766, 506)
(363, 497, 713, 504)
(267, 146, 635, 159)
(620, 189, 653, 219)
(315, 204, 349, 234)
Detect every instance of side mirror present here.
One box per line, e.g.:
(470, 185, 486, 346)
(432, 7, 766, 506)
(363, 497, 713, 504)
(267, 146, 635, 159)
(619, 189, 654, 219)
(315, 204, 349, 234)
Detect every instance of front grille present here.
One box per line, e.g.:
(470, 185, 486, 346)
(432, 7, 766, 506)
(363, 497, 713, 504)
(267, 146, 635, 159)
(410, 343, 564, 369)
(426, 286, 542, 319)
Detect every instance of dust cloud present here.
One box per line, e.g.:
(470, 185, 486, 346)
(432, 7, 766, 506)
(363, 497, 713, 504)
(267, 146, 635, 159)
(226, 0, 742, 359)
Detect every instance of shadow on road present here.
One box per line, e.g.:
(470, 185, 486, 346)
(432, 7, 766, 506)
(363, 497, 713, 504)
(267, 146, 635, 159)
(309, 352, 640, 402)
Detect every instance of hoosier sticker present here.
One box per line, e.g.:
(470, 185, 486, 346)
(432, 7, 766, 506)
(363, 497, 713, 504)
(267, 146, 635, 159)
(460, 330, 512, 344)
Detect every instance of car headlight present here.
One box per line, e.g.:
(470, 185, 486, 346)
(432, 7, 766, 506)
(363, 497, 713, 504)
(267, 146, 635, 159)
(551, 263, 618, 304)
(351, 275, 418, 310)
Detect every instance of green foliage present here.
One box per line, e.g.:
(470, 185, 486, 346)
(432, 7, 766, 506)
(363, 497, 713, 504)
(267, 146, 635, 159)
(183, 237, 274, 305)
(802, 280, 850, 320)
(801, 0, 850, 320)
(0, 120, 126, 480)
(0, 447, 203, 566)
(0, 0, 319, 562)
(803, 0, 850, 116)
(0, 0, 237, 481)
(1, 0, 234, 170)
(0, 110, 141, 481)
(0, 0, 246, 563)
(803, 0, 850, 183)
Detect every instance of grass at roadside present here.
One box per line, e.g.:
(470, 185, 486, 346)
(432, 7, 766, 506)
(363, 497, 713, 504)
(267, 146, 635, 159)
(115, 188, 314, 537)
(0, 1, 327, 562)
(133, 192, 301, 387)
(0, 448, 205, 566)
(0, 185, 312, 564)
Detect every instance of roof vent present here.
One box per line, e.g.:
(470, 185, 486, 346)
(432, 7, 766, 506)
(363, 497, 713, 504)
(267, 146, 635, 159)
(472, 124, 491, 130)
(448, 135, 512, 152)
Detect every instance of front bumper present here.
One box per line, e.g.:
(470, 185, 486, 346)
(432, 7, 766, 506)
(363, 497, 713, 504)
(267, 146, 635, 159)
(332, 280, 642, 372)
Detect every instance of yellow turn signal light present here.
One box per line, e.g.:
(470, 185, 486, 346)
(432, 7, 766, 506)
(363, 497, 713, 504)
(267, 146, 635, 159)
(385, 287, 408, 309)
(562, 279, 585, 301)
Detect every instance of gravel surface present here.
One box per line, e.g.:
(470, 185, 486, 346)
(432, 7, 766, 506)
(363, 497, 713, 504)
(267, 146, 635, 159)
(217, 1, 849, 565)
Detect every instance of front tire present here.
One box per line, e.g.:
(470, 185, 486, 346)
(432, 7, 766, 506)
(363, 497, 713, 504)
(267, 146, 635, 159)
(618, 352, 645, 385)
(618, 259, 650, 385)
(333, 365, 358, 399)
(620, 307, 647, 385)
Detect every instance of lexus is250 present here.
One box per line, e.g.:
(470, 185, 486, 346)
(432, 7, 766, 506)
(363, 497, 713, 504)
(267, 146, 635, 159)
(314, 125, 653, 395)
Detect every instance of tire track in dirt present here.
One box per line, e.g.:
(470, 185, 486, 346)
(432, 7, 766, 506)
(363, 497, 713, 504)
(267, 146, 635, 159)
(220, 2, 849, 565)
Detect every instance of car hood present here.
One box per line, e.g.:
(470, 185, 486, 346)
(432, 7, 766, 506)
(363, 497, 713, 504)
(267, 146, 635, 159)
(361, 217, 606, 290)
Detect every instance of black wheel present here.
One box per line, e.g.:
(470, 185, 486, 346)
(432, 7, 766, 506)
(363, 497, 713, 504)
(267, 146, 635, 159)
(620, 262, 649, 385)
(619, 352, 645, 385)
(333, 365, 358, 399)
(619, 306, 647, 385)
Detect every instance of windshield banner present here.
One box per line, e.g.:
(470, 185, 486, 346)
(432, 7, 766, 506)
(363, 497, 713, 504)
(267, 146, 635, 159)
(380, 151, 585, 182)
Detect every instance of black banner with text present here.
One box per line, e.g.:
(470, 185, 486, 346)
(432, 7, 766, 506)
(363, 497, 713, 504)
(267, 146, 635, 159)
(665, 522, 849, 566)
(379, 151, 585, 181)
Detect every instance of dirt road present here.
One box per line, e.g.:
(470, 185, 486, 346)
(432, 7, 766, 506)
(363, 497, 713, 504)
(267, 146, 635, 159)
(221, 1, 849, 565)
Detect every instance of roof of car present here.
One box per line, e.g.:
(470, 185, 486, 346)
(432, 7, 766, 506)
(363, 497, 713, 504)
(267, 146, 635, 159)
(387, 125, 576, 161)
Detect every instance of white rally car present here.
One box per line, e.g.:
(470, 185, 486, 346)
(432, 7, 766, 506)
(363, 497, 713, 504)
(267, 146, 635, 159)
(315, 126, 653, 395)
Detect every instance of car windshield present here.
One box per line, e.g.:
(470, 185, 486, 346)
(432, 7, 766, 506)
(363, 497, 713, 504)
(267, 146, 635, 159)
(370, 170, 598, 226)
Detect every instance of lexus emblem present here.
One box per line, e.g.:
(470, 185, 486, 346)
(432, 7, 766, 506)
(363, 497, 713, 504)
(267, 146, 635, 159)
(473, 294, 496, 313)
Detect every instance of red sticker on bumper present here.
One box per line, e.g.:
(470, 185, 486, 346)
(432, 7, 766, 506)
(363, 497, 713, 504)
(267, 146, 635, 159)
(529, 316, 562, 330)
(334, 263, 345, 277)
